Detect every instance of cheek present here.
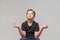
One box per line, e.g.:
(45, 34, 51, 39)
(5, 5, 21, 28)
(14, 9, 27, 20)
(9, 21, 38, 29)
(31, 15, 34, 17)
(27, 15, 29, 17)
(26, 15, 29, 18)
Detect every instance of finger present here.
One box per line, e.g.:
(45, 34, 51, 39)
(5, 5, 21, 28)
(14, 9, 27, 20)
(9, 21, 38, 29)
(14, 22, 16, 24)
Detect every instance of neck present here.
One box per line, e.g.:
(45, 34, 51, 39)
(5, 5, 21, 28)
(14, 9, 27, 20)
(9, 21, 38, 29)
(27, 19, 33, 23)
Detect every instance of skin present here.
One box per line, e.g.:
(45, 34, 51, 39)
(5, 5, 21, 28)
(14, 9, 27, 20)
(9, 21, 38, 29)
(13, 23, 26, 37)
(13, 11, 48, 38)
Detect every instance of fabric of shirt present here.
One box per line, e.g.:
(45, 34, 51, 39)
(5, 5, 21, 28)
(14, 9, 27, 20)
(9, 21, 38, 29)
(21, 20, 39, 38)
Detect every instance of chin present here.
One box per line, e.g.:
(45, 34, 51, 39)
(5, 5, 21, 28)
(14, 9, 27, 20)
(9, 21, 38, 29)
(28, 18, 33, 20)
(29, 18, 32, 20)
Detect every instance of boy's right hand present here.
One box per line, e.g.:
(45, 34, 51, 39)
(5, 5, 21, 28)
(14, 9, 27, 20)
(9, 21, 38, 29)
(13, 23, 20, 28)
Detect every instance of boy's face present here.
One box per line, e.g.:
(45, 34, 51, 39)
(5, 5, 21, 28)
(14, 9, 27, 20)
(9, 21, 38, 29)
(26, 11, 35, 20)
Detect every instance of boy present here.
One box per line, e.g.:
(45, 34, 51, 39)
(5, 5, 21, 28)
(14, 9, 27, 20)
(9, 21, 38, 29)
(13, 9, 48, 40)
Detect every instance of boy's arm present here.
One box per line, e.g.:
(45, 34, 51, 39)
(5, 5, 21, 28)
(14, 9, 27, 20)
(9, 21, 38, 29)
(17, 27, 26, 37)
(34, 24, 48, 38)
(13, 23, 26, 37)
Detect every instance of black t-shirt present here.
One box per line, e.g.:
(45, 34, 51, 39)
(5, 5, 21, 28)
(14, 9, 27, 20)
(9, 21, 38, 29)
(21, 21, 39, 38)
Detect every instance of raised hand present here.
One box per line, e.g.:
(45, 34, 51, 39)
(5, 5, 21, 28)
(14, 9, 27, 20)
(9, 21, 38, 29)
(42, 23, 48, 29)
(13, 22, 20, 28)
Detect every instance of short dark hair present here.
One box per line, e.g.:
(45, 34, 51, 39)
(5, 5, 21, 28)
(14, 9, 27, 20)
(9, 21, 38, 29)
(26, 9, 36, 17)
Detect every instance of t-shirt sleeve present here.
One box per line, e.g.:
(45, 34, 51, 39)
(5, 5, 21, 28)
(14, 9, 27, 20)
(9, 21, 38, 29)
(21, 23, 26, 31)
(35, 23, 39, 31)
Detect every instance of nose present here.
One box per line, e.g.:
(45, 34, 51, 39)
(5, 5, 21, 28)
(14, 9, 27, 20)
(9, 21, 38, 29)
(29, 15, 31, 17)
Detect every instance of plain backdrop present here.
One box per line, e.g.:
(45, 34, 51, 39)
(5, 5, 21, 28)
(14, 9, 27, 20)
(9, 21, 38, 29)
(0, 0, 60, 40)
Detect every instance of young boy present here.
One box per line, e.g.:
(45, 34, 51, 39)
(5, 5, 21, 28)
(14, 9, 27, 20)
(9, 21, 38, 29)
(13, 9, 48, 40)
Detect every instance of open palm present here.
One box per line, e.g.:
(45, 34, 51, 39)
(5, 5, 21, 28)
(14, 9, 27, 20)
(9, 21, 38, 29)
(13, 23, 20, 28)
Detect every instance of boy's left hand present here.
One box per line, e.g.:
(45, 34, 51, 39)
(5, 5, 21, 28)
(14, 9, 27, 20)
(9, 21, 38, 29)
(42, 23, 48, 29)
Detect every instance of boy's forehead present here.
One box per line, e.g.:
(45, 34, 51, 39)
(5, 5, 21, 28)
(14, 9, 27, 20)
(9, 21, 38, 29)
(28, 11, 34, 13)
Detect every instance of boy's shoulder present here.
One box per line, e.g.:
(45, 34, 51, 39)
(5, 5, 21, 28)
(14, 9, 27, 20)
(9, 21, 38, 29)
(22, 20, 27, 24)
(22, 20, 39, 25)
(33, 21, 38, 24)
(33, 21, 39, 25)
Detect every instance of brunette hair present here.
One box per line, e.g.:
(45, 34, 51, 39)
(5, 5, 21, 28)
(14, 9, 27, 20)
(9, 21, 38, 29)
(26, 9, 36, 17)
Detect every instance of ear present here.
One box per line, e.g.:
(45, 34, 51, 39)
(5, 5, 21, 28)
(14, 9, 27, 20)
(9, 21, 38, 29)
(33, 16, 35, 19)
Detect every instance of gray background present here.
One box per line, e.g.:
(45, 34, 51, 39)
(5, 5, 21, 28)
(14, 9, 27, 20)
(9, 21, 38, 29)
(0, 0, 60, 40)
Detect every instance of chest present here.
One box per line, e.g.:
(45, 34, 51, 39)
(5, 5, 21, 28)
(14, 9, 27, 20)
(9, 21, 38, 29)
(24, 24, 36, 32)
